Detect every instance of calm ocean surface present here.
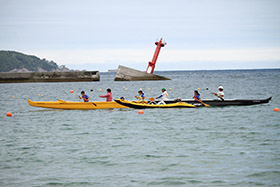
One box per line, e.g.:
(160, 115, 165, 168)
(1, 69, 280, 186)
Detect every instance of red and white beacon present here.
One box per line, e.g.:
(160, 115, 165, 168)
(146, 38, 166, 74)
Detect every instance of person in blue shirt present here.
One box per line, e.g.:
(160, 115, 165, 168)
(193, 90, 202, 102)
(79, 91, 89, 102)
(135, 90, 145, 101)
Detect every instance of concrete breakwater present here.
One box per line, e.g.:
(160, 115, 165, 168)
(114, 65, 171, 81)
(0, 71, 100, 83)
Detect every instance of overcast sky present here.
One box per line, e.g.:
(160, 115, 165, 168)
(1, 0, 280, 71)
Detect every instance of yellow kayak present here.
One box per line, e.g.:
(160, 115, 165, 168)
(27, 99, 128, 110)
(115, 99, 196, 109)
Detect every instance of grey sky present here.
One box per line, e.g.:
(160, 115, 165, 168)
(0, 0, 280, 71)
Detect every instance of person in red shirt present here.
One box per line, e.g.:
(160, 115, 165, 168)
(193, 90, 202, 102)
(99, 88, 112, 102)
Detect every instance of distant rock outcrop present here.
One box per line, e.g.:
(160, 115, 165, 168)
(0, 50, 70, 72)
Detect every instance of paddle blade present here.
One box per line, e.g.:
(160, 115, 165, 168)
(149, 97, 155, 102)
(203, 103, 210, 107)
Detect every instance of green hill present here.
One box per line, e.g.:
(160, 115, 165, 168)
(0, 50, 68, 72)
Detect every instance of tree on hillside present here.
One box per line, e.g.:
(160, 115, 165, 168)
(0, 51, 66, 72)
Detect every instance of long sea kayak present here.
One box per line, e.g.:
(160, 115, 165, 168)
(27, 99, 128, 110)
(114, 99, 196, 109)
(165, 97, 272, 106)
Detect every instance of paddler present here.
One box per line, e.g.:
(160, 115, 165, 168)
(79, 91, 89, 102)
(212, 86, 224, 101)
(156, 88, 168, 104)
(193, 90, 202, 102)
(99, 88, 112, 101)
(135, 90, 145, 101)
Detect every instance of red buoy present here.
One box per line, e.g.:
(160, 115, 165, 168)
(138, 110, 144, 114)
(6, 112, 12, 117)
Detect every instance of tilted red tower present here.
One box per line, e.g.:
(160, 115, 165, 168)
(146, 38, 166, 74)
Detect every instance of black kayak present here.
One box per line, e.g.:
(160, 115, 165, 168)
(164, 97, 272, 107)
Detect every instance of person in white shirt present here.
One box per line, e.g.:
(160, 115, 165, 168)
(156, 88, 168, 104)
(212, 86, 224, 101)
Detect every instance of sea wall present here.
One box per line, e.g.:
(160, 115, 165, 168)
(114, 65, 171, 81)
(0, 71, 100, 83)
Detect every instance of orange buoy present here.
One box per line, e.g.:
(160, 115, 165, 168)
(70, 90, 74, 93)
(274, 107, 279, 112)
(138, 110, 144, 114)
(6, 112, 12, 117)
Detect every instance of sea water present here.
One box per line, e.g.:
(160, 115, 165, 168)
(0, 69, 280, 186)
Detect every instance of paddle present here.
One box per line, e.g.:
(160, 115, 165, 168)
(57, 99, 66, 103)
(148, 97, 155, 102)
(147, 97, 157, 104)
(196, 99, 210, 107)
